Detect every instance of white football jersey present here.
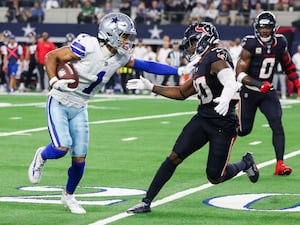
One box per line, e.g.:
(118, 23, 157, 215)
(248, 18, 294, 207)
(50, 33, 131, 107)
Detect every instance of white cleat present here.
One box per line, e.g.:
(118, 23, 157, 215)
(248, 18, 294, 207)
(61, 190, 86, 214)
(28, 146, 46, 184)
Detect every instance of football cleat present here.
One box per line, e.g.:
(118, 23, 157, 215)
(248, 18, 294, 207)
(274, 161, 292, 176)
(61, 190, 86, 214)
(28, 146, 47, 184)
(242, 152, 259, 183)
(127, 200, 151, 214)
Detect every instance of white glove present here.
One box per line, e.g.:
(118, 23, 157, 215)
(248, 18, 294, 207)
(52, 79, 77, 92)
(126, 76, 154, 91)
(177, 55, 201, 76)
(178, 64, 195, 76)
(213, 97, 230, 116)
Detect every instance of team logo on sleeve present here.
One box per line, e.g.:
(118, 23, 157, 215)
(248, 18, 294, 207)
(216, 49, 228, 61)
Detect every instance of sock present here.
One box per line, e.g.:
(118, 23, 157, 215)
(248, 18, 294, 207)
(145, 157, 177, 202)
(41, 143, 68, 160)
(223, 160, 246, 181)
(66, 161, 85, 194)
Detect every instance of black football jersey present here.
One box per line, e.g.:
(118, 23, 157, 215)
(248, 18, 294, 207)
(241, 34, 288, 83)
(192, 47, 236, 120)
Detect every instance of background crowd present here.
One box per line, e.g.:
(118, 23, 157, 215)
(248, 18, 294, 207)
(1, 0, 300, 97)
(2, 0, 300, 25)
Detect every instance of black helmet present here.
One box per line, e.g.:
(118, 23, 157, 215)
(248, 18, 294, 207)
(254, 11, 278, 43)
(182, 22, 219, 60)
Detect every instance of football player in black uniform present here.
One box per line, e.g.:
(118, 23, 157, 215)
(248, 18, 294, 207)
(236, 11, 300, 176)
(126, 22, 259, 214)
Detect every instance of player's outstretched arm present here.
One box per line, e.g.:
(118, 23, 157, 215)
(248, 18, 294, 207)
(127, 59, 195, 76)
(127, 76, 196, 100)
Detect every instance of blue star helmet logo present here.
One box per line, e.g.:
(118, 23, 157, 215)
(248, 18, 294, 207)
(112, 17, 119, 23)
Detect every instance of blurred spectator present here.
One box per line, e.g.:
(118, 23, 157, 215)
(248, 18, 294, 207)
(164, 0, 186, 23)
(292, 45, 300, 80)
(77, 0, 96, 24)
(249, 2, 263, 25)
(119, 66, 134, 94)
(35, 32, 56, 92)
(272, 63, 287, 99)
(228, 37, 242, 68)
(134, 1, 147, 24)
(5, 0, 23, 23)
(96, 1, 112, 24)
(2, 34, 23, 93)
(274, 0, 290, 11)
(235, 0, 251, 26)
(222, 0, 238, 10)
(164, 41, 184, 86)
(204, 3, 218, 23)
(25, 1, 45, 23)
(142, 45, 157, 94)
(146, 0, 162, 25)
(120, 0, 131, 17)
(188, 0, 205, 24)
(22, 31, 38, 90)
(292, 0, 300, 10)
(215, 2, 231, 25)
(133, 38, 147, 79)
(64, 0, 79, 8)
(45, 0, 60, 9)
(156, 35, 172, 85)
(0, 30, 11, 92)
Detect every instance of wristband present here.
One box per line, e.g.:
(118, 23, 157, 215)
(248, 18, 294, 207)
(49, 76, 58, 87)
(237, 72, 247, 83)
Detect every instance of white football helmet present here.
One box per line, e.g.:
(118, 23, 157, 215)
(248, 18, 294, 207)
(98, 12, 137, 55)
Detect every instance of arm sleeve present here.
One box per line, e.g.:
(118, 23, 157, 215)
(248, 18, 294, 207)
(217, 67, 238, 101)
(133, 59, 178, 76)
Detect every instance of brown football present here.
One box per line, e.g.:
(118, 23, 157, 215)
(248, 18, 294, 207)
(56, 63, 79, 89)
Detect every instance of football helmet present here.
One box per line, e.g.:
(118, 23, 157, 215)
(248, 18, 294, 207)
(27, 31, 36, 37)
(3, 29, 11, 37)
(254, 11, 278, 43)
(65, 32, 75, 42)
(182, 22, 219, 61)
(98, 12, 137, 55)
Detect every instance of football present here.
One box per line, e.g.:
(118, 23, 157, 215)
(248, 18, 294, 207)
(56, 63, 79, 89)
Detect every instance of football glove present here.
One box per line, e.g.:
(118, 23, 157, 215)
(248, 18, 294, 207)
(213, 97, 230, 116)
(126, 76, 154, 91)
(177, 55, 201, 76)
(178, 64, 195, 76)
(259, 81, 273, 93)
(52, 79, 77, 92)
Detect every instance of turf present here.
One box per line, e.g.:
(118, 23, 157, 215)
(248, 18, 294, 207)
(1, 93, 300, 225)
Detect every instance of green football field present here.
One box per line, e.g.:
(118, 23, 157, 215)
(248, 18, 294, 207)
(1, 93, 300, 225)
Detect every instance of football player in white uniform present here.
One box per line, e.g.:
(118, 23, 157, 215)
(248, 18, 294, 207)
(28, 12, 194, 214)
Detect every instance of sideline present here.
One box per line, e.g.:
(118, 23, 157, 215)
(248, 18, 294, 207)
(89, 150, 300, 225)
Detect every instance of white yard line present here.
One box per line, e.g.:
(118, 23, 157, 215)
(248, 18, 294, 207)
(0, 112, 195, 137)
(89, 150, 300, 225)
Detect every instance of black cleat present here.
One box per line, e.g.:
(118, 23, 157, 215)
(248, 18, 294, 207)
(127, 201, 151, 214)
(242, 152, 259, 183)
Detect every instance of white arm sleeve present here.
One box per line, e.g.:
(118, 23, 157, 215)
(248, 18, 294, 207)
(217, 67, 238, 101)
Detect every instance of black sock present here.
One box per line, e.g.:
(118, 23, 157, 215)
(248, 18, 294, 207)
(144, 157, 177, 202)
(224, 160, 246, 181)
